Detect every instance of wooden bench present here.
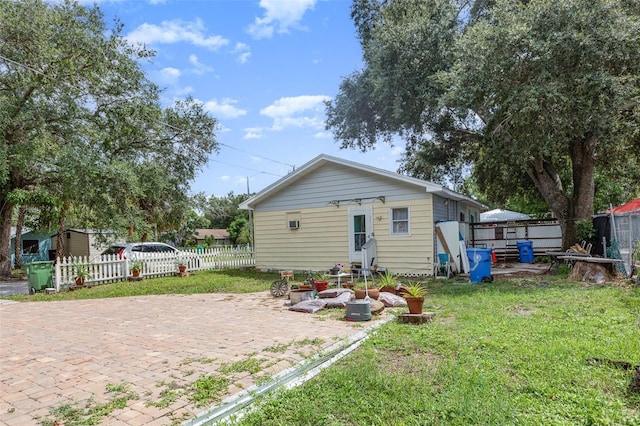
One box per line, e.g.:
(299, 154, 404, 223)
(546, 251, 591, 274)
(558, 255, 624, 282)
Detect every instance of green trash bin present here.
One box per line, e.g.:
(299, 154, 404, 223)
(26, 261, 54, 293)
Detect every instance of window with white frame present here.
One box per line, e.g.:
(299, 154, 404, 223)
(390, 207, 410, 235)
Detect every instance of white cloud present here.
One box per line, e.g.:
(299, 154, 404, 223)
(153, 67, 181, 86)
(260, 95, 330, 131)
(246, 0, 317, 39)
(203, 98, 247, 119)
(188, 54, 214, 74)
(126, 19, 229, 51)
(244, 128, 265, 139)
(220, 175, 230, 182)
(233, 43, 252, 64)
(176, 86, 195, 96)
(314, 131, 331, 138)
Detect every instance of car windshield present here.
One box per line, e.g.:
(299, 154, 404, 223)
(102, 246, 125, 255)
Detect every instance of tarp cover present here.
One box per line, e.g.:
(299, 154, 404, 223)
(480, 209, 531, 223)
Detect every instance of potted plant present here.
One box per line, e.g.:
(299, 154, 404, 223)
(354, 281, 380, 300)
(312, 272, 330, 292)
(376, 270, 398, 294)
(176, 258, 188, 274)
(74, 263, 90, 287)
(402, 283, 427, 314)
(131, 260, 144, 278)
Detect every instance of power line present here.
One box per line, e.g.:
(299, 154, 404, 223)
(218, 142, 296, 171)
(208, 159, 283, 178)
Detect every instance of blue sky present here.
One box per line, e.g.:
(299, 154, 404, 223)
(87, 0, 405, 197)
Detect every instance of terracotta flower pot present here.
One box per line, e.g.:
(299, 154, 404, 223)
(379, 286, 397, 294)
(355, 288, 379, 300)
(314, 280, 329, 292)
(132, 270, 141, 278)
(405, 296, 424, 314)
(75, 277, 85, 286)
(178, 265, 187, 273)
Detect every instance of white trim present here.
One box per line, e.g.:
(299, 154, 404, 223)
(389, 206, 411, 237)
(348, 206, 373, 262)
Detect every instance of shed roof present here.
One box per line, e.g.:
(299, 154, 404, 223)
(239, 154, 485, 210)
(194, 229, 230, 239)
(610, 197, 640, 214)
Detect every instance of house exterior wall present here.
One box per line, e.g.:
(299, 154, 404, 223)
(253, 200, 436, 275)
(371, 198, 434, 275)
(255, 162, 426, 212)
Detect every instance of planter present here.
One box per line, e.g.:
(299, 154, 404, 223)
(314, 280, 329, 292)
(132, 270, 141, 278)
(290, 289, 314, 304)
(178, 265, 187, 274)
(355, 288, 379, 300)
(405, 296, 425, 314)
(298, 284, 313, 290)
(379, 286, 396, 294)
(342, 282, 355, 289)
(75, 277, 85, 287)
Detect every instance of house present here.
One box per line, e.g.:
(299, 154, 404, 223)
(50, 229, 117, 259)
(193, 228, 232, 246)
(239, 154, 485, 276)
(10, 227, 56, 267)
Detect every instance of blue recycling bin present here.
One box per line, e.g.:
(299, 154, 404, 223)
(516, 240, 534, 263)
(466, 248, 492, 283)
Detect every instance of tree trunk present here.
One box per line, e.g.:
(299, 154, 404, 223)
(14, 206, 27, 269)
(527, 134, 597, 249)
(0, 197, 15, 279)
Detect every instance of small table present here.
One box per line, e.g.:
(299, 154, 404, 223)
(327, 272, 352, 288)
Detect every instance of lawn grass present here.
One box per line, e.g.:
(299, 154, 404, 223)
(4, 268, 278, 302)
(235, 278, 640, 425)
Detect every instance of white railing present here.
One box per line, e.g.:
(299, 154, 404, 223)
(54, 246, 255, 291)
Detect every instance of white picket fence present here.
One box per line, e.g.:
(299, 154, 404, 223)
(54, 245, 255, 291)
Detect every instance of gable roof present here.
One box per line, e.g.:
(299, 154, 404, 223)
(194, 229, 230, 239)
(239, 154, 485, 210)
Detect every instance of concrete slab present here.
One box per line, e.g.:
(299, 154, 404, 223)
(0, 281, 29, 297)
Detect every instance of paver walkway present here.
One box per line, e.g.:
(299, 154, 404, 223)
(0, 292, 380, 425)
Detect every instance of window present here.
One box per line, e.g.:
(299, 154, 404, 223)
(390, 207, 410, 235)
(22, 240, 39, 254)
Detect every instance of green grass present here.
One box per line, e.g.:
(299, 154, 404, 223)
(234, 278, 640, 426)
(4, 268, 278, 302)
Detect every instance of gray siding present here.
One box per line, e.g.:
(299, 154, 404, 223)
(256, 163, 428, 212)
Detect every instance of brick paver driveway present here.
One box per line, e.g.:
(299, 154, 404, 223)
(0, 292, 379, 425)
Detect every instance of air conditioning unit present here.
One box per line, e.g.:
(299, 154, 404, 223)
(288, 220, 300, 230)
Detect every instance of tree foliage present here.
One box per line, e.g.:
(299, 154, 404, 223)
(0, 0, 218, 277)
(327, 0, 640, 247)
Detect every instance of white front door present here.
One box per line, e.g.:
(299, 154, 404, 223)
(348, 206, 373, 262)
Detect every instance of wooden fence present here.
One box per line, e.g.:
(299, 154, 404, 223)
(54, 245, 255, 291)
